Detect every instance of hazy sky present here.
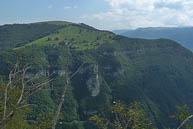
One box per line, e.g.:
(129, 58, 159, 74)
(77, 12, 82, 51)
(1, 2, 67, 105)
(1, 0, 193, 30)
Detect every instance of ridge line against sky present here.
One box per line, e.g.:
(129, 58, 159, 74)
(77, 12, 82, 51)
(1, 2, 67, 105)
(1, 0, 193, 30)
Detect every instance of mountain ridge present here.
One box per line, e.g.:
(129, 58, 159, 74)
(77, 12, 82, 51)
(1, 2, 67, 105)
(114, 26, 193, 51)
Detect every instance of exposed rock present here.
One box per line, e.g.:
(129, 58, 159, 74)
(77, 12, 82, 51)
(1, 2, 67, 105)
(25, 69, 66, 78)
(87, 64, 101, 97)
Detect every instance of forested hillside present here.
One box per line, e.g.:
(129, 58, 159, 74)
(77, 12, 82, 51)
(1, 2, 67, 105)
(1, 22, 193, 129)
(114, 27, 193, 51)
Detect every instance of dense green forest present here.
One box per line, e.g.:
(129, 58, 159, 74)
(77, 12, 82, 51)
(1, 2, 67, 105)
(1, 21, 193, 129)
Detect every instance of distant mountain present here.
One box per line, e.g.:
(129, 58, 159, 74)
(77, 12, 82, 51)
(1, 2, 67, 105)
(1, 22, 193, 129)
(112, 29, 130, 34)
(114, 27, 193, 51)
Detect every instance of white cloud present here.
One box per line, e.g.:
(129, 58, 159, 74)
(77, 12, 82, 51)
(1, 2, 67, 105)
(81, 0, 193, 30)
(48, 4, 53, 9)
(64, 6, 71, 10)
(64, 6, 77, 10)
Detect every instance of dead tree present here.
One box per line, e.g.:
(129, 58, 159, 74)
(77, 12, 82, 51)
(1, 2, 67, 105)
(52, 46, 86, 129)
(0, 62, 52, 129)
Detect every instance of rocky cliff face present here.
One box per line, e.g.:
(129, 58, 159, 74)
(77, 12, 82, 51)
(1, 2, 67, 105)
(87, 64, 101, 97)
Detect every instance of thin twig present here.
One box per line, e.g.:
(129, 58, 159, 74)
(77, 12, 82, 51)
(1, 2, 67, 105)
(70, 62, 86, 79)
(16, 104, 36, 110)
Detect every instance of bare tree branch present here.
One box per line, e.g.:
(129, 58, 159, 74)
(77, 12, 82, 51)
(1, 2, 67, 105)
(70, 62, 86, 79)
(52, 45, 86, 129)
(16, 104, 36, 110)
(177, 115, 193, 129)
(23, 79, 53, 103)
(0, 61, 53, 129)
(52, 77, 69, 129)
(52, 46, 70, 129)
(16, 67, 29, 105)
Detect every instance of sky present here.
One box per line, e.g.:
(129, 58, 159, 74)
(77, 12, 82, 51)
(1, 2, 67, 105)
(1, 0, 193, 30)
